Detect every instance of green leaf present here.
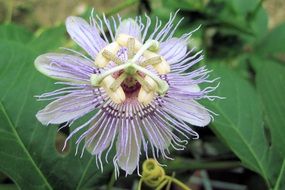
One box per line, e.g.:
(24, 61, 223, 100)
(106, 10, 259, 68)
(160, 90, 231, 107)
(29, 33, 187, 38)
(0, 41, 54, 190)
(28, 25, 66, 53)
(0, 24, 33, 43)
(274, 159, 285, 190)
(163, 0, 205, 11)
(204, 64, 281, 187)
(0, 28, 112, 189)
(228, 0, 258, 15)
(256, 60, 285, 157)
(250, 7, 268, 40)
(255, 23, 285, 55)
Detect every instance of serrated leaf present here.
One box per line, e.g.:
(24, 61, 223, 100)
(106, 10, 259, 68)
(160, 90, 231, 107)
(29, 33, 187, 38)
(203, 64, 281, 187)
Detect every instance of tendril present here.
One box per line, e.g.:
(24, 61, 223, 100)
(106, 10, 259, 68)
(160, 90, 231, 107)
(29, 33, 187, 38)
(138, 159, 192, 190)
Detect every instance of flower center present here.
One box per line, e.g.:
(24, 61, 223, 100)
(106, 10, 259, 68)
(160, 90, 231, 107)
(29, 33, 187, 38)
(90, 34, 170, 105)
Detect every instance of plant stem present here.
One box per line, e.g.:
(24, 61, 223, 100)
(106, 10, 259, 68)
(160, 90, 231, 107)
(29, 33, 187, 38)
(107, 170, 116, 190)
(5, 0, 14, 23)
(165, 158, 241, 171)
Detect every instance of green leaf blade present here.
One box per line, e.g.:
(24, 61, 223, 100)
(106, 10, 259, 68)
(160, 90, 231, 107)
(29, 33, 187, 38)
(204, 64, 280, 187)
(0, 102, 53, 190)
(256, 60, 285, 157)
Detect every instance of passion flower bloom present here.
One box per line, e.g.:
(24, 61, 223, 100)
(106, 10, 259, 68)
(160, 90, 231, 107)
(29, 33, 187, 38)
(35, 11, 218, 177)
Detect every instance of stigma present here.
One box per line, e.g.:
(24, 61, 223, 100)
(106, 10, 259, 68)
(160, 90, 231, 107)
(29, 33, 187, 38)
(91, 32, 170, 105)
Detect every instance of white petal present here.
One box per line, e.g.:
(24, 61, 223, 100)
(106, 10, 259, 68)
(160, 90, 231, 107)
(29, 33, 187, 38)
(66, 16, 106, 59)
(36, 93, 95, 125)
(116, 125, 141, 175)
(116, 18, 142, 41)
(34, 53, 93, 83)
(159, 38, 187, 64)
(167, 99, 211, 127)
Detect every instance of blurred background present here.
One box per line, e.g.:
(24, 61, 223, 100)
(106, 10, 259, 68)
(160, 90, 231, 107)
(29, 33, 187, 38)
(0, 0, 285, 190)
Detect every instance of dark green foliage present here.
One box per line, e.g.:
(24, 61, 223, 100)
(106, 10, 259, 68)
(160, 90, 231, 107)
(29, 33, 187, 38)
(0, 0, 285, 189)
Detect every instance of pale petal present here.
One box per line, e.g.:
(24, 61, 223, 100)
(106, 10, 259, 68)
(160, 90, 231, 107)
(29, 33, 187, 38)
(85, 120, 116, 155)
(66, 16, 106, 59)
(36, 93, 95, 125)
(34, 53, 94, 83)
(159, 38, 187, 64)
(116, 19, 142, 41)
(116, 125, 141, 175)
(143, 119, 172, 150)
(185, 84, 201, 93)
(166, 99, 211, 127)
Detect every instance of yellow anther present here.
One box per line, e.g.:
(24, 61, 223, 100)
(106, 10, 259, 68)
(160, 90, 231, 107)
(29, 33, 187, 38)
(101, 75, 125, 104)
(144, 51, 170, 75)
(127, 38, 136, 59)
(133, 74, 153, 93)
(138, 159, 192, 190)
(138, 76, 157, 105)
(116, 34, 143, 51)
(110, 73, 127, 91)
(153, 57, 170, 75)
(102, 50, 123, 65)
(138, 89, 155, 106)
(140, 56, 162, 67)
(94, 42, 121, 68)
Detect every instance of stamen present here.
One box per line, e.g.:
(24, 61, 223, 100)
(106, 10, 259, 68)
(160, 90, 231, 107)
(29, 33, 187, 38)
(127, 38, 135, 59)
(110, 73, 128, 91)
(91, 62, 131, 86)
(94, 42, 121, 68)
(140, 56, 162, 67)
(133, 74, 153, 93)
(102, 50, 123, 65)
(130, 64, 169, 95)
(116, 34, 143, 51)
(132, 40, 160, 63)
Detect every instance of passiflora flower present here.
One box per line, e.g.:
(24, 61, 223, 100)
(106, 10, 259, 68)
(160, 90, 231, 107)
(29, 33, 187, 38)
(35, 10, 219, 177)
